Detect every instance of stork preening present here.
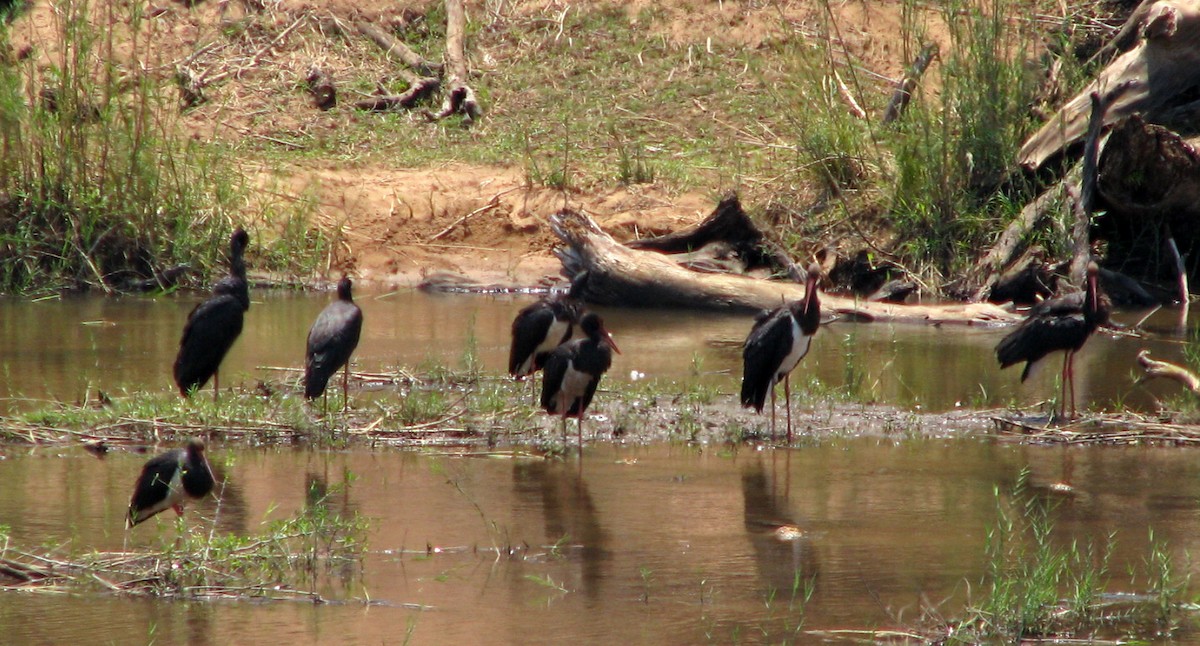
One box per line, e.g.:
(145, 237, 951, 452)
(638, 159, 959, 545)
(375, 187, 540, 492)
(540, 312, 620, 449)
(126, 438, 216, 529)
(996, 262, 1111, 419)
(173, 228, 250, 400)
(305, 275, 364, 412)
(509, 273, 586, 379)
(740, 264, 822, 442)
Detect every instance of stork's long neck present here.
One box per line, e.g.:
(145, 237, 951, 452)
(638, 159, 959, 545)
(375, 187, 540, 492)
(230, 249, 246, 281)
(795, 277, 820, 335)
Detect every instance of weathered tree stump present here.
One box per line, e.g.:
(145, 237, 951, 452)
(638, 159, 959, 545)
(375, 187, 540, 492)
(627, 193, 803, 281)
(305, 67, 337, 110)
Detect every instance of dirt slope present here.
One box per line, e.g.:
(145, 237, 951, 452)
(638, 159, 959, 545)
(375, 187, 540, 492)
(7, 0, 993, 286)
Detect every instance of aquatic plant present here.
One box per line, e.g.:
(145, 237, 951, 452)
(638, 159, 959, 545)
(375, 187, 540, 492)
(0, 484, 369, 600)
(939, 469, 1195, 642)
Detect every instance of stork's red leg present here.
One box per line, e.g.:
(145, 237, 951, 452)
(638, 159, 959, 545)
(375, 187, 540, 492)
(1059, 353, 1070, 419)
(769, 386, 777, 439)
(1067, 350, 1077, 418)
(342, 364, 350, 413)
(784, 375, 792, 444)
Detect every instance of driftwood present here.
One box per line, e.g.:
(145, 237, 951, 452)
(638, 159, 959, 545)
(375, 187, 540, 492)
(1020, 0, 1200, 169)
(977, 0, 1200, 302)
(627, 194, 804, 282)
(552, 209, 1018, 325)
(1090, 114, 1200, 290)
(175, 16, 305, 110)
(353, 20, 442, 112)
(353, 81, 441, 112)
(428, 0, 482, 123)
(1095, 115, 1200, 215)
(1136, 349, 1200, 394)
(866, 279, 918, 304)
(965, 187, 1064, 302)
(882, 43, 938, 124)
(354, 21, 441, 77)
(305, 66, 336, 110)
(985, 249, 1055, 305)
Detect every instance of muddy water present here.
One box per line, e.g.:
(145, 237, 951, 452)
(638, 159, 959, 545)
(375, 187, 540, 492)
(0, 288, 1192, 412)
(3, 440, 1200, 643)
(2, 291, 1200, 642)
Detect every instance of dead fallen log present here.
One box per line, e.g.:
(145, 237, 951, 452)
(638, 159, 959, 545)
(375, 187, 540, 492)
(627, 193, 803, 281)
(552, 209, 1018, 325)
(305, 66, 336, 110)
(964, 185, 1064, 302)
(882, 43, 938, 125)
(353, 19, 442, 112)
(1096, 114, 1200, 215)
(354, 20, 442, 78)
(1136, 349, 1200, 394)
(1020, 0, 1200, 170)
(428, 0, 482, 123)
(353, 79, 441, 112)
(986, 248, 1055, 305)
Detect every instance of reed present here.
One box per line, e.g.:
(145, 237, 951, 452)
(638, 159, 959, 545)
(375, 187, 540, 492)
(0, 0, 318, 295)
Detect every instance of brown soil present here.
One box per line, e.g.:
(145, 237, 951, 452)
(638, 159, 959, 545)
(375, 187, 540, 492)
(7, 0, 984, 287)
(289, 163, 717, 286)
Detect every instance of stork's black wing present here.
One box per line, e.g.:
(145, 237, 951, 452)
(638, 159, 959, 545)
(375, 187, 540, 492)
(571, 339, 613, 416)
(128, 449, 183, 526)
(996, 293, 1090, 381)
(305, 300, 364, 398)
(540, 341, 576, 414)
(740, 308, 793, 411)
(173, 294, 245, 395)
(510, 301, 558, 376)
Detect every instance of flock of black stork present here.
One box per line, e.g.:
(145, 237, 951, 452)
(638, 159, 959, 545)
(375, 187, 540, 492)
(127, 228, 1112, 528)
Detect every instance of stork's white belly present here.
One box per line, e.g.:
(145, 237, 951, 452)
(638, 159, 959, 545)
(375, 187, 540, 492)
(560, 362, 591, 399)
(551, 360, 593, 414)
(537, 319, 571, 355)
(775, 318, 811, 382)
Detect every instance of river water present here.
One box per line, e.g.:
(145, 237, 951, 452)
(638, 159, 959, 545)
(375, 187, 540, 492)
(1, 289, 1199, 643)
(0, 288, 1191, 411)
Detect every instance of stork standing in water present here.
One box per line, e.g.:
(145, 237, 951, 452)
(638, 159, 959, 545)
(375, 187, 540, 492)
(740, 264, 822, 442)
(173, 228, 250, 400)
(540, 312, 620, 449)
(126, 438, 215, 528)
(996, 261, 1110, 419)
(509, 273, 586, 379)
(305, 275, 364, 412)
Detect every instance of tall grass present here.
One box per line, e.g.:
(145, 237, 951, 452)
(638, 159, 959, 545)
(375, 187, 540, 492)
(0, 0, 317, 295)
(886, 0, 1044, 278)
(775, 0, 1086, 285)
(944, 470, 1193, 642)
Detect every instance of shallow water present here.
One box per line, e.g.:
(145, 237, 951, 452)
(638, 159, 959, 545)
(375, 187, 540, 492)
(2, 290, 1200, 643)
(0, 288, 1192, 413)
(3, 440, 1200, 644)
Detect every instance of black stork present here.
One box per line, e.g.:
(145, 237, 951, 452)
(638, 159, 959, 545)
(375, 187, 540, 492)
(508, 273, 586, 379)
(740, 263, 822, 442)
(540, 312, 620, 448)
(305, 275, 364, 412)
(126, 438, 216, 529)
(996, 261, 1111, 419)
(173, 228, 250, 400)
